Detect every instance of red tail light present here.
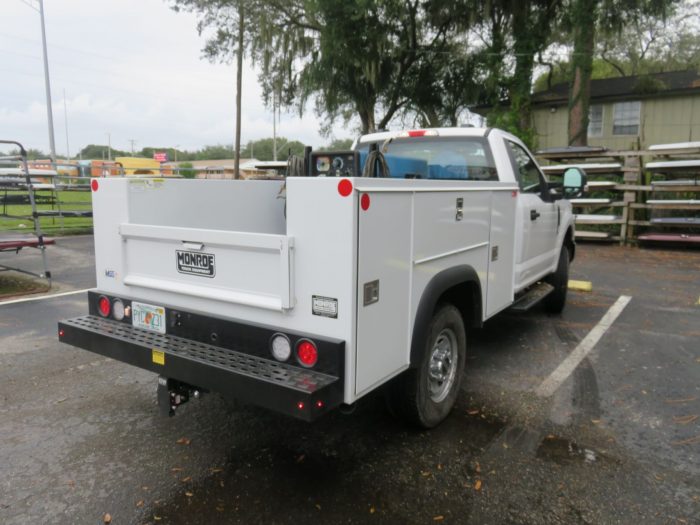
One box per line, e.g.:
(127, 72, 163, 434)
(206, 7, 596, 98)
(98, 296, 111, 317)
(296, 340, 318, 368)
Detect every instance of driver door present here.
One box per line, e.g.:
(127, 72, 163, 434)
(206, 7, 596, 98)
(505, 140, 558, 289)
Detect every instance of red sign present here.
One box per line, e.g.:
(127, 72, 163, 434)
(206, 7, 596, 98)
(153, 152, 168, 162)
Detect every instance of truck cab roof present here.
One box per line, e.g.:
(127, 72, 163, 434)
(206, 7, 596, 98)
(353, 127, 525, 150)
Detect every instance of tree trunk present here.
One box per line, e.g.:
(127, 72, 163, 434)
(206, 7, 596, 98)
(567, 0, 598, 147)
(485, 7, 506, 110)
(234, 0, 244, 179)
(359, 105, 376, 135)
(510, 2, 537, 138)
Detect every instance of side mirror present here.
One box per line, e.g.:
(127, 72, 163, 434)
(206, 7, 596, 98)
(562, 167, 587, 198)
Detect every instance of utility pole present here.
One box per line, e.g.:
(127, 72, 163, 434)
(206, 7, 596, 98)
(273, 92, 277, 161)
(129, 139, 137, 155)
(106, 132, 111, 161)
(38, 0, 56, 162)
(233, 0, 244, 179)
(63, 89, 70, 161)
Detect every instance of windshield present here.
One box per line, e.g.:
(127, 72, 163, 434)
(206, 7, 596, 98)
(357, 136, 498, 181)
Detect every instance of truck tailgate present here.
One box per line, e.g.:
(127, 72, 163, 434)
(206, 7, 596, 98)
(119, 222, 294, 310)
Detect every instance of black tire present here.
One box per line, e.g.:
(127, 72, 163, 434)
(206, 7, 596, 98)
(385, 304, 466, 428)
(544, 245, 569, 314)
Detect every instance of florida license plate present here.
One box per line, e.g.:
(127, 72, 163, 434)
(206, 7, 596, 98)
(131, 301, 166, 334)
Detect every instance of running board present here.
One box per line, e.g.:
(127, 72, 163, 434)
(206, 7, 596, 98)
(510, 282, 555, 312)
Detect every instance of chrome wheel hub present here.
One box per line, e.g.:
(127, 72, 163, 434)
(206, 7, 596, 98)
(427, 328, 458, 403)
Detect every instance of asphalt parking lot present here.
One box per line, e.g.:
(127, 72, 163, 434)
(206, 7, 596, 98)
(0, 238, 698, 524)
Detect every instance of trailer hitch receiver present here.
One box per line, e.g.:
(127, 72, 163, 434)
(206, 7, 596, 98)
(157, 376, 202, 417)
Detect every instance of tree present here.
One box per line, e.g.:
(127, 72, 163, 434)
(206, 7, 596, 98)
(564, 0, 680, 146)
(178, 162, 197, 178)
(255, 0, 437, 134)
(566, 0, 597, 146)
(440, 0, 562, 144)
(597, 3, 700, 76)
(1, 148, 50, 160)
(173, 0, 467, 135)
(194, 144, 235, 160)
(79, 144, 128, 159)
(508, 1, 562, 143)
(323, 138, 354, 150)
(172, 0, 248, 177)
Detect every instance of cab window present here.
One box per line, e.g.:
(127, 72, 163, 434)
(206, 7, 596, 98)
(357, 137, 498, 181)
(505, 141, 545, 193)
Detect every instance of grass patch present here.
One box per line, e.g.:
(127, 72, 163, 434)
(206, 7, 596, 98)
(0, 273, 50, 298)
(0, 188, 93, 234)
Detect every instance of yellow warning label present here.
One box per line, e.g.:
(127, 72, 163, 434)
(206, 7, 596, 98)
(152, 349, 165, 365)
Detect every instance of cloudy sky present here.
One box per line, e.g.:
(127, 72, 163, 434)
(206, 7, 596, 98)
(1, 0, 352, 156)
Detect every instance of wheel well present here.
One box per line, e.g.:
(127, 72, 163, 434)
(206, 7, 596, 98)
(409, 265, 482, 368)
(438, 281, 482, 330)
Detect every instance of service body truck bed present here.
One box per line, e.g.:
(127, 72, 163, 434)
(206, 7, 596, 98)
(59, 128, 582, 427)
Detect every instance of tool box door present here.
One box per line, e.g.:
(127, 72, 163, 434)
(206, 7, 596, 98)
(355, 192, 412, 395)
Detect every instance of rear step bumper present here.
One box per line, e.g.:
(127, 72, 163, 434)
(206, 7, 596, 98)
(58, 315, 343, 422)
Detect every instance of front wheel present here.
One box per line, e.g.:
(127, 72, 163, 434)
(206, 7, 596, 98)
(386, 304, 466, 428)
(544, 246, 569, 314)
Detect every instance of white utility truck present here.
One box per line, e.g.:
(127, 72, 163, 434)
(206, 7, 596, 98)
(58, 128, 585, 427)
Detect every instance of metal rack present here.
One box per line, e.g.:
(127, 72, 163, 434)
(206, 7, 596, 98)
(0, 140, 53, 283)
(538, 144, 700, 246)
(538, 149, 640, 243)
(629, 143, 700, 245)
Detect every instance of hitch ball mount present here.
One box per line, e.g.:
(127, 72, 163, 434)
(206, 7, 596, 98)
(157, 376, 203, 416)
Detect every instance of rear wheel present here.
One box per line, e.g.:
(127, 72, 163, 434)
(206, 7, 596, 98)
(386, 304, 466, 428)
(544, 245, 569, 314)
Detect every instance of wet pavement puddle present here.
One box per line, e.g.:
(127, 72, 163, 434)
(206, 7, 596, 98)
(536, 435, 620, 466)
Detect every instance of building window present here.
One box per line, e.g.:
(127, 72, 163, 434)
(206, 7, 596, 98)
(588, 104, 603, 137)
(612, 101, 641, 135)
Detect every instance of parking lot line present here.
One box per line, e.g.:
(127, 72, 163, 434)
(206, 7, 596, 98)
(0, 288, 90, 307)
(536, 295, 632, 398)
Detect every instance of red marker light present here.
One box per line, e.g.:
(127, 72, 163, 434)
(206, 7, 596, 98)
(399, 129, 438, 139)
(297, 401, 305, 410)
(296, 340, 318, 368)
(58, 328, 65, 337)
(361, 193, 370, 211)
(338, 179, 353, 197)
(97, 296, 111, 317)
(315, 400, 324, 409)
(91, 179, 99, 192)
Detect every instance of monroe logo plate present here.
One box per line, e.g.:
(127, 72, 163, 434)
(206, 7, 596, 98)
(176, 250, 215, 277)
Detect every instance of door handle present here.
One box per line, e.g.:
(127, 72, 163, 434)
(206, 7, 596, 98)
(530, 209, 541, 221)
